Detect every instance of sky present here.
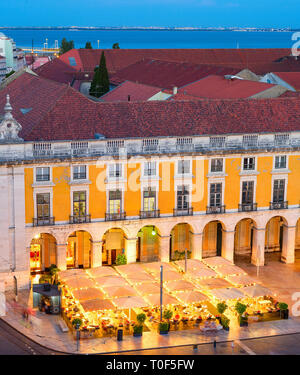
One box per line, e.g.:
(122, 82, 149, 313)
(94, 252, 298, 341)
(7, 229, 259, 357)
(1, 0, 300, 28)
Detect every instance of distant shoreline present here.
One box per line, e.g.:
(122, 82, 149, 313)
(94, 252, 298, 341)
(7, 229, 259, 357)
(0, 27, 298, 32)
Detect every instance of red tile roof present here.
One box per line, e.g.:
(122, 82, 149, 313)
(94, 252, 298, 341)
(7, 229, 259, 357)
(101, 81, 162, 102)
(59, 48, 292, 74)
(272, 72, 300, 91)
(175, 75, 276, 99)
(109, 59, 239, 89)
(34, 58, 77, 84)
(1, 71, 300, 142)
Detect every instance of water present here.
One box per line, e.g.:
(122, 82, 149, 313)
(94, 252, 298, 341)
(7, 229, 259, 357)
(0, 29, 296, 50)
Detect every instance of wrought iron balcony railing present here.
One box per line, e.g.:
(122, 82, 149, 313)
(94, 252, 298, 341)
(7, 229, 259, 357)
(173, 207, 193, 216)
(206, 205, 226, 214)
(69, 214, 91, 224)
(105, 212, 126, 221)
(269, 201, 288, 210)
(238, 203, 257, 212)
(33, 217, 55, 226)
(140, 209, 160, 219)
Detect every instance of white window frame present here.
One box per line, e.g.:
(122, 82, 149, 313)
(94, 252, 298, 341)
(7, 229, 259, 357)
(174, 180, 193, 209)
(72, 164, 88, 181)
(175, 158, 193, 179)
(242, 156, 256, 171)
(106, 187, 125, 213)
(143, 160, 158, 178)
(33, 165, 53, 185)
(140, 180, 159, 211)
(70, 185, 89, 216)
(207, 178, 225, 207)
(106, 161, 126, 182)
(273, 155, 289, 171)
(271, 174, 288, 203)
(33, 188, 53, 219)
(239, 176, 257, 206)
(209, 158, 224, 174)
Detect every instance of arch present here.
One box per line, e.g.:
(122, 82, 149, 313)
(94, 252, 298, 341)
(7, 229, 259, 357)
(30, 233, 57, 274)
(202, 220, 225, 258)
(137, 225, 161, 263)
(295, 217, 300, 262)
(169, 223, 193, 261)
(234, 218, 257, 263)
(265, 215, 288, 262)
(66, 230, 92, 269)
(102, 227, 126, 266)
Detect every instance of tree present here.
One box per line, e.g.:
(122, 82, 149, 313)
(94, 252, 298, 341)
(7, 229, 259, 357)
(89, 51, 110, 98)
(59, 38, 75, 55)
(85, 41, 92, 49)
(112, 42, 120, 49)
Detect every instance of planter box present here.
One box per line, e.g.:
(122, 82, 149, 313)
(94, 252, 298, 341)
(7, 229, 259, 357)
(280, 309, 289, 319)
(223, 326, 230, 331)
(133, 332, 142, 337)
(240, 321, 248, 327)
(159, 331, 169, 335)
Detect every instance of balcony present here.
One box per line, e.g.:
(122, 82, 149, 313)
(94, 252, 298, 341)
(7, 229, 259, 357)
(206, 205, 226, 214)
(269, 201, 288, 210)
(33, 217, 55, 226)
(238, 203, 257, 212)
(105, 212, 126, 221)
(140, 210, 160, 219)
(69, 214, 91, 224)
(173, 207, 193, 216)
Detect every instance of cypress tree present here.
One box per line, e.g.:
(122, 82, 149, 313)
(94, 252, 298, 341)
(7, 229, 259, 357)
(89, 51, 109, 98)
(85, 41, 92, 49)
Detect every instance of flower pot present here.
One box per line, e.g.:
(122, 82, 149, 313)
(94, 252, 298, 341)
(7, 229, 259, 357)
(281, 309, 289, 319)
(240, 321, 248, 327)
(133, 332, 142, 337)
(223, 326, 230, 331)
(159, 331, 168, 335)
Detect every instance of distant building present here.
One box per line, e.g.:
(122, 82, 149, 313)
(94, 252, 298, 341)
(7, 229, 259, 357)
(0, 55, 6, 83)
(0, 32, 26, 74)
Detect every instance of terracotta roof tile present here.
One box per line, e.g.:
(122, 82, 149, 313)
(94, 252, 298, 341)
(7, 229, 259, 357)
(101, 81, 162, 102)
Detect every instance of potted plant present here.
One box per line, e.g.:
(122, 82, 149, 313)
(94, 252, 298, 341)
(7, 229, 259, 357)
(221, 316, 230, 331)
(163, 309, 173, 331)
(158, 321, 169, 335)
(49, 264, 60, 284)
(136, 313, 147, 325)
(116, 254, 127, 265)
(278, 302, 289, 319)
(235, 302, 248, 327)
(133, 324, 143, 337)
(72, 318, 83, 330)
(217, 302, 228, 323)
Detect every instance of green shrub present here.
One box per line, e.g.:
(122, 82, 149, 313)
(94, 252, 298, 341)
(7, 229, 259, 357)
(221, 316, 230, 329)
(158, 322, 169, 332)
(136, 313, 146, 325)
(72, 318, 83, 328)
(217, 302, 228, 315)
(116, 254, 127, 265)
(278, 302, 288, 310)
(133, 324, 143, 334)
(39, 275, 51, 284)
(163, 309, 173, 321)
(235, 302, 247, 316)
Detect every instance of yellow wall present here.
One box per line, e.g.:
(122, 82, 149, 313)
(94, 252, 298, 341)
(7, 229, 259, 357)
(24, 168, 34, 224)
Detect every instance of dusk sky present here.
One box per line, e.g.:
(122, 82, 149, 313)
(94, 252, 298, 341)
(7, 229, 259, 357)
(1, 0, 300, 28)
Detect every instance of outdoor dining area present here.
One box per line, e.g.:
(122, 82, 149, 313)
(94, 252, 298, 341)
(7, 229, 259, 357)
(58, 257, 287, 339)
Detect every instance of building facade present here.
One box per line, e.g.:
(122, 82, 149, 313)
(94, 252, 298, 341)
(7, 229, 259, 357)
(0, 33, 26, 74)
(0, 96, 299, 292)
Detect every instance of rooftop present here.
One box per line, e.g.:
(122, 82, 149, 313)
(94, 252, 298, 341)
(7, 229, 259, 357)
(272, 71, 300, 91)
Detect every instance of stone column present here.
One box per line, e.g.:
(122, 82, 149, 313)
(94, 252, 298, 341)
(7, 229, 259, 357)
(56, 243, 67, 271)
(191, 233, 202, 260)
(91, 241, 102, 268)
(221, 229, 235, 263)
(160, 235, 170, 263)
(125, 238, 137, 264)
(281, 225, 296, 264)
(251, 227, 265, 266)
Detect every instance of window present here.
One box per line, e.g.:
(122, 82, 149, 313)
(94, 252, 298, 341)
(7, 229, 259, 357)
(209, 183, 222, 207)
(36, 167, 50, 182)
(275, 156, 287, 169)
(274, 133, 289, 145)
(73, 191, 86, 217)
(242, 181, 254, 204)
(109, 164, 122, 178)
(108, 190, 122, 214)
(143, 187, 156, 211)
(73, 165, 86, 180)
(243, 157, 255, 171)
(273, 179, 285, 203)
(37, 193, 50, 219)
(177, 160, 190, 174)
(177, 185, 189, 210)
(211, 159, 223, 173)
(144, 162, 156, 177)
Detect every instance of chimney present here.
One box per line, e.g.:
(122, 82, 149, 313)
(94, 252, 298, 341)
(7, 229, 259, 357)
(173, 86, 178, 95)
(128, 95, 131, 102)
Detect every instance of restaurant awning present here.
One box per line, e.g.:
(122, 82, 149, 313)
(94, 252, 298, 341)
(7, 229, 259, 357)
(94, 275, 128, 287)
(215, 264, 247, 277)
(87, 267, 118, 278)
(175, 290, 209, 304)
(209, 287, 245, 300)
(142, 262, 174, 273)
(202, 256, 234, 268)
(144, 293, 180, 306)
(125, 272, 155, 284)
(157, 270, 183, 282)
(72, 287, 105, 301)
(187, 267, 217, 279)
(80, 298, 115, 312)
(102, 285, 138, 298)
(66, 277, 95, 290)
(197, 277, 233, 289)
(174, 259, 208, 271)
(165, 280, 195, 292)
(113, 296, 149, 309)
(59, 269, 88, 281)
(115, 263, 145, 275)
(242, 285, 272, 298)
(226, 274, 257, 287)
(134, 282, 162, 295)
